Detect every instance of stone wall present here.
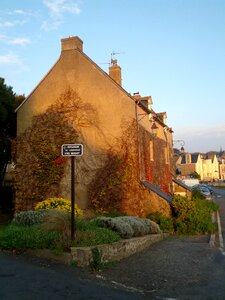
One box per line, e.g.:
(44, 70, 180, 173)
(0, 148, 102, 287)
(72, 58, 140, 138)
(173, 181, 192, 199)
(71, 233, 166, 266)
(27, 233, 166, 267)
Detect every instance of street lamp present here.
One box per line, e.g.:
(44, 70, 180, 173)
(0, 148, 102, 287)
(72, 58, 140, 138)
(173, 140, 185, 153)
(151, 121, 158, 137)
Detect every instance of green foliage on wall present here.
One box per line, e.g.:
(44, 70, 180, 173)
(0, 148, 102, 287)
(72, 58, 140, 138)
(89, 121, 171, 217)
(89, 120, 139, 214)
(140, 126, 173, 194)
(13, 88, 87, 211)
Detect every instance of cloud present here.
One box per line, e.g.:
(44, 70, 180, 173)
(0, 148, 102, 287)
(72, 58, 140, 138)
(0, 19, 29, 28)
(8, 37, 31, 46)
(0, 34, 31, 46)
(43, 0, 81, 16)
(13, 9, 25, 15)
(173, 124, 225, 153)
(0, 53, 22, 66)
(0, 21, 15, 28)
(0, 52, 28, 71)
(42, 0, 81, 31)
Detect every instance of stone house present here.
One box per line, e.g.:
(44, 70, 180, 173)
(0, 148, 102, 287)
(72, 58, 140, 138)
(15, 36, 174, 216)
(177, 152, 220, 181)
(179, 153, 203, 178)
(219, 159, 225, 180)
(202, 154, 219, 181)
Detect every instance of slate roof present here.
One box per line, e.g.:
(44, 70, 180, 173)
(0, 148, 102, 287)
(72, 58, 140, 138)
(142, 181, 172, 203)
(181, 153, 201, 164)
(172, 178, 192, 191)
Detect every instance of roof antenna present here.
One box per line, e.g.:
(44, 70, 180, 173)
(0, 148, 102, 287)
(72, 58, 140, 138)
(110, 51, 125, 65)
(99, 51, 125, 68)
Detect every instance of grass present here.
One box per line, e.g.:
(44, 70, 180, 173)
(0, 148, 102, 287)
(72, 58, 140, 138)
(172, 195, 218, 235)
(0, 194, 218, 254)
(0, 224, 60, 252)
(0, 217, 121, 252)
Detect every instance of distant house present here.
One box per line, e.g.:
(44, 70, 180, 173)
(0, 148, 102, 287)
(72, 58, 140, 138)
(179, 153, 203, 178)
(202, 154, 219, 181)
(219, 159, 225, 180)
(15, 36, 174, 216)
(177, 152, 220, 181)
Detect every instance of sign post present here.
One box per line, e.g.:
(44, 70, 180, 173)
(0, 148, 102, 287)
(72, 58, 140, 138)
(61, 144, 83, 240)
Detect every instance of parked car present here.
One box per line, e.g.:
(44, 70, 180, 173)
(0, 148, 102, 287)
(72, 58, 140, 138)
(192, 185, 212, 200)
(200, 185, 213, 195)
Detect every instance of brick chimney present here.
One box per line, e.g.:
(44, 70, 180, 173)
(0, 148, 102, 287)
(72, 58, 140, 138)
(109, 59, 122, 86)
(61, 36, 83, 52)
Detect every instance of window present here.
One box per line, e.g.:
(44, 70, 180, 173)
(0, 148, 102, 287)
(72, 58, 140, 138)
(150, 140, 154, 161)
(164, 146, 169, 164)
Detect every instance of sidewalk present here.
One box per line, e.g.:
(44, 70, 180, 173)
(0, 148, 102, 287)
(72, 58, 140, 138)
(88, 234, 225, 299)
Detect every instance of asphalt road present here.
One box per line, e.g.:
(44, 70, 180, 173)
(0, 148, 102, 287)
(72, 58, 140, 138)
(1, 188, 225, 300)
(0, 252, 143, 300)
(91, 188, 225, 299)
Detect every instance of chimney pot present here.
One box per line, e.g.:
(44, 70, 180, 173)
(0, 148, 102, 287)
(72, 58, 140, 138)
(61, 36, 83, 52)
(109, 63, 122, 86)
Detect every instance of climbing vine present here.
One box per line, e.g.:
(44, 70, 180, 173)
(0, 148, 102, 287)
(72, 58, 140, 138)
(89, 121, 172, 217)
(13, 88, 96, 211)
(139, 126, 173, 194)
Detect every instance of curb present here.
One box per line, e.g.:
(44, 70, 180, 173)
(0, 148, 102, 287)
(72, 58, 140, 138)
(27, 233, 168, 267)
(209, 211, 216, 247)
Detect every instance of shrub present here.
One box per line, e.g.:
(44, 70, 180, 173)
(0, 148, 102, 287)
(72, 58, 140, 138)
(92, 216, 161, 238)
(192, 189, 205, 200)
(147, 212, 174, 233)
(12, 210, 48, 226)
(92, 217, 133, 238)
(172, 195, 218, 235)
(41, 209, 71, 242)
(35, 198, 82, 216)
(102, 211, 127, 218)
(0, 225, 59, 251)
(74, 227, 121, 247)
(41, 211, 121, 247)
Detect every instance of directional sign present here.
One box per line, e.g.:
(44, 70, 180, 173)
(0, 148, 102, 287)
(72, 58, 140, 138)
(61, 144, 83, 157)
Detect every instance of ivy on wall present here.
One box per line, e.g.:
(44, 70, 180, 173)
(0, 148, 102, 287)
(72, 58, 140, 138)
(89, 121, 172, 217)
(89, 120, 141, 215)
(139, 126, 173, 194)
(13, 88, 96, 212)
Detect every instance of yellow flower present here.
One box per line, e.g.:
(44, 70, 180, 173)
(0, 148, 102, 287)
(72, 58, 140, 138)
(35, 197, 82, 216)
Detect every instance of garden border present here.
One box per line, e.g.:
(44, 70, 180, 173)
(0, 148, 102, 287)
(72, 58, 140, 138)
(27, 233, 168, 267)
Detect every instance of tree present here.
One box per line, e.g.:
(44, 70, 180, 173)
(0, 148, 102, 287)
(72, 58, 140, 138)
(191, 171, 200, 179)
(0, 78, 16, 185)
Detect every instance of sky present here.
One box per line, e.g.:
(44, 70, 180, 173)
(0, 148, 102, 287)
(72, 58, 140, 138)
(0, 0, 225, 153)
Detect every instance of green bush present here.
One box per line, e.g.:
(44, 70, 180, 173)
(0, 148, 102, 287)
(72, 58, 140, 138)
(12, 210, 48, 226)
(92, 216, 161, 238)
(0, 225, 59, 251)
(74, 227, 121, 247)
(41, 209, 71, 244)
(0, 216, 121, 251)
(101, 211, 127, 218)
(172, 195, 218, 235)
(192, 189, 205, 200)
(148, 212, 174, 233)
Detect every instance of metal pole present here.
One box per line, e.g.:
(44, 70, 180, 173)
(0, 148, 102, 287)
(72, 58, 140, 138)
(71, 156, 75, 240)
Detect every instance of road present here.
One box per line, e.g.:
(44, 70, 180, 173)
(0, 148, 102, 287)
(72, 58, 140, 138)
(91, 188, 225, 299)
(1, 188, 225, 299)
(0, 252, 143, 300)
(212, 187, 225, 254)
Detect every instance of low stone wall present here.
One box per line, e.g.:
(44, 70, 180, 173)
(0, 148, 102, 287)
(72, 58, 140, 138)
(71, 233, 166, 266)
(27, 233, 167, 267)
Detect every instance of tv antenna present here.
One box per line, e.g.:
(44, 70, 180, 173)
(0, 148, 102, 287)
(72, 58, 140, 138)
(99, 51, 125, 68)
(111, 51, 125, 59)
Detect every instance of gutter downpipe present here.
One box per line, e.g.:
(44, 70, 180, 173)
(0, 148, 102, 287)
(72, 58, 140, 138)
(135, 102, 143, 181)
(163, 127, 174, 194)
